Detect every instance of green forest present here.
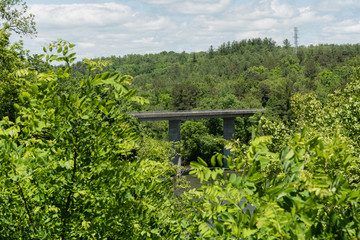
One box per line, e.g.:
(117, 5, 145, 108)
(2, 1, 360, 239)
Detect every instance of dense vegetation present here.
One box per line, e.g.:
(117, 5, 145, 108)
(70, 34, 360, 163)
(72, 38, 360, 115)
(1, 1, 360, 239)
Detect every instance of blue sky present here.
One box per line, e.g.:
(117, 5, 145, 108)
(16, 0, 360, 60)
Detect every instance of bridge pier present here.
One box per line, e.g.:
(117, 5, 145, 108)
(223, 117, 235, 168)
(169, 120, 181, 165)
(131, 109, 263, 166)
(168, 117, 235, 166)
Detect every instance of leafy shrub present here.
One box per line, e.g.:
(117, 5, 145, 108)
(0, 29, 30, 121)
(185, 68, 360, 239)
(181, 121, 222, 164)
(0, 42, 187, 239)
(186, 131, 360, 239)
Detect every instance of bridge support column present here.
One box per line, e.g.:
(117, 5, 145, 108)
(169, 120, 181, 165)
(223, 117, 235, 168)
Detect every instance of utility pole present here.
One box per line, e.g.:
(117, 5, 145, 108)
(294, 27, 299, 55)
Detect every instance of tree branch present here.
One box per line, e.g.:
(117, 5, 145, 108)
(61, 142, 78, 240)
(11, 166, 36, 232)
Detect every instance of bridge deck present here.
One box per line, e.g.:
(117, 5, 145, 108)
(131, 108, 263, 121)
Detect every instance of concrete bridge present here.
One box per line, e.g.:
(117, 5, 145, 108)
(131, 109, 264, 166)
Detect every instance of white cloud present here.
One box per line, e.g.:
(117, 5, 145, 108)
(30, 3, 135, 28)
(291, 7, 333, 25)
(24, 2, 178, 58)
(251, 18, 279, 30)
(141, 0, 179, 4)
(17, 0, 360, 59)
(132, 37, 162, 48)
(236, 31, 262, 40)
(252, 0, 293, 18)
(314, 0, 360, 11)
(96, 33, 130, 40)
(227, 0, 295, 20)
(163, 0, 347, 49)
(124, 16, 175, 32)
(323, 19, 360, 34)
(78, 42, 96, 48)
(183, 1, 296, 34)
(141, 0, 232, 14)
(176, 0, 232, 14)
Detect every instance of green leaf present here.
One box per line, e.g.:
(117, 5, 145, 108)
(217, 154, 223, 167)
(150, 229, 159, 234)
(205, 169, 211, 180)
(21, 92, 31, 101)
(63, 45, 69, 55)
(300, 215, 313, 226)
(14, 103, 20, 110)
(229, 173, 236, 184)
(68, 52, 76, 59)
(243, 228, 257, 237)
(64, 160, 73, 169)
(210, 155, 216, 167)
(31, 84, 39, 95)
(49, 55, 58, 62)
(285, 149, 294, 160)
(101, 72, 110, 80)
(125, 190, 134, 200)
(197, 157, 208, 167)
(57, 45, 62, 53)
(227, 156, 233, 168)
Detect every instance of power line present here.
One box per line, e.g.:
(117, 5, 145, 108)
(294, 27, 299, 55)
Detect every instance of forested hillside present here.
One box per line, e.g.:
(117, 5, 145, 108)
(72, 38, 360, 119)
(70, 39, 360, 162)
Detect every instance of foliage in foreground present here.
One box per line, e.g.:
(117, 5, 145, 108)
(0, 0, 36, 35)
(0, 29, 30, 121)
(0, 42, 186, 239)
(185, 70, 360, 239)
(188, 132, 360, 239)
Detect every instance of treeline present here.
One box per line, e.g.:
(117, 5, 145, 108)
(70, 39, 360, 163)
(71, 38, 360, 120)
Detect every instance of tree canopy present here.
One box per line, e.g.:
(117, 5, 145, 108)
(0, 0, 36, 35)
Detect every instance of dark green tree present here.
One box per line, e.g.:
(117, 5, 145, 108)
(171, 82, 201, 110)
(208, 45, 214, 59)
(0, 0, 37, 120)
(0, 29, 29, 120)
(283, 39, 291, 49)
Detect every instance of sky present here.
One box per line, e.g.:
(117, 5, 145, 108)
(14, 0, 360, 60)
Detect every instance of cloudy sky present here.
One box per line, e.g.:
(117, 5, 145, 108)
(16, 0, 360, 60)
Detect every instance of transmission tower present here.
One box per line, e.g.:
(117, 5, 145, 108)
(294, 27, 299, 55)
